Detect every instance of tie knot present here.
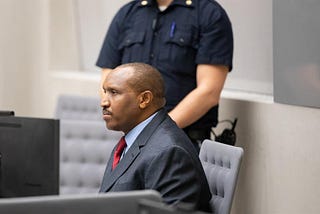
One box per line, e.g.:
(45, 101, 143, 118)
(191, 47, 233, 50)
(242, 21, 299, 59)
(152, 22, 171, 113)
(116, 137, 127, 153)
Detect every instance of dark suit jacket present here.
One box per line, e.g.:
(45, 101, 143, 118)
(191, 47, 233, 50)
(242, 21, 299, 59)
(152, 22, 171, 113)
(99, 109, 211, 212)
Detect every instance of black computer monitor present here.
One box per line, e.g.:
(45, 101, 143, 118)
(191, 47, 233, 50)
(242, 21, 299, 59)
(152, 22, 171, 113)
(0, 116, 59, 198)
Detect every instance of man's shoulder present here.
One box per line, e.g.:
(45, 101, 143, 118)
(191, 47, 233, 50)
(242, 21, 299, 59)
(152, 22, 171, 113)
(119, 0, 141, 11)
(116, 0, 140, 16)
(197, 0, 231, 27)
(200, 0, 221, 6)
(150, 119, 193, 148)
(198, 0, 227, 13)
(140, 110, 192, 148)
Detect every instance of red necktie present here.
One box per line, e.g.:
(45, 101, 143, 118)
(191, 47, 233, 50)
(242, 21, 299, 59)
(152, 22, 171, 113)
(112, 137, 127, 170)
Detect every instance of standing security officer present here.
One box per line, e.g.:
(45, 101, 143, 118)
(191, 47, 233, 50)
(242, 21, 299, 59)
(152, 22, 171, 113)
(96, 0, 233, 152)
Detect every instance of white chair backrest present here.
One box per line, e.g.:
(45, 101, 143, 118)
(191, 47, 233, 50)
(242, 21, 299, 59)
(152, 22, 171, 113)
(55, 94, 122, 194)
(55, 94, 102, 121)
(199, 139, 243, 214)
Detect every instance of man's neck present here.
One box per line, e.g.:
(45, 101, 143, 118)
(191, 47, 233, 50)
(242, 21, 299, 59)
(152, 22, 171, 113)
(157, 0, 173, 7)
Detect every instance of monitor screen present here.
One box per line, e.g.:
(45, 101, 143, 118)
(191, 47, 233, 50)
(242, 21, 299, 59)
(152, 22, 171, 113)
(0, 116, 59, 198)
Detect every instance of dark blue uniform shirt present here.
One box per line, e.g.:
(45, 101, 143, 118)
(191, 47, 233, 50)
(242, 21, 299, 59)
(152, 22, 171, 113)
(96, 0, 233, 129)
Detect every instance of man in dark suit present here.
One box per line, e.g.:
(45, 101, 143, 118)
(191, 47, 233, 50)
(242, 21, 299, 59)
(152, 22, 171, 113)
(99, 62, 211, 212)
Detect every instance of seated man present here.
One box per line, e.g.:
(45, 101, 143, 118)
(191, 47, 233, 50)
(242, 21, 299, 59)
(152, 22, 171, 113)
(99, 62, 211, 212)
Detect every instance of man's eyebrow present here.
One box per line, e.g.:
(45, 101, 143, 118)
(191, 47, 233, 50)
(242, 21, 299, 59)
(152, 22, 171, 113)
(105, 85, 120, 92)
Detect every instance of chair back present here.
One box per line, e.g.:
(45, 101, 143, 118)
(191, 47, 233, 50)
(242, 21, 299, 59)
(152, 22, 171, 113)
(55, 94, 102, 121)
(55, 94, 122, 194)
(199, 139, 243, 214)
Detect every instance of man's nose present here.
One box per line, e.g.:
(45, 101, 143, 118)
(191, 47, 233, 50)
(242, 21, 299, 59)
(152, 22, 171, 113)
(100, 93, 110, 107)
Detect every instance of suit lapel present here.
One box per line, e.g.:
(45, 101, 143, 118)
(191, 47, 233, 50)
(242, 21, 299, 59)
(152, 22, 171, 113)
(100, 144, 141, 192)
(100, 109, 168, 192)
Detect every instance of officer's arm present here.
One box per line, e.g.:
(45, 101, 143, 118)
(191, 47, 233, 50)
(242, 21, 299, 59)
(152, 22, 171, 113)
(168, 64, 228, 128)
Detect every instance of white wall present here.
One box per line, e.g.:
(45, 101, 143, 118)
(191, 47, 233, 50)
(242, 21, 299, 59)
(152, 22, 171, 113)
(74, 0, 128, 71)
(219, 0, 273, 95)
(0, 1, 320, 214)
(0, 0, 49, 117)
(222, 98, 320, 214)
(49, 0, 80, 71)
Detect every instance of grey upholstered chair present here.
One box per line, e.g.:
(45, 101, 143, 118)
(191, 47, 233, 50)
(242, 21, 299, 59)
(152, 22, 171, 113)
(55, 94, 102, 121)
(199, 139, 243, 214)
(55, 94, 122, 194)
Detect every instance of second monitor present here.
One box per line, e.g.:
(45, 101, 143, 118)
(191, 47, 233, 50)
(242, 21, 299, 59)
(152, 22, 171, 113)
(0, 116, 59, 198)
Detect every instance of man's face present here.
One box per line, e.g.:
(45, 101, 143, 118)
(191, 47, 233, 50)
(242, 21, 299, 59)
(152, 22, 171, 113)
(101, 67, 142, 133)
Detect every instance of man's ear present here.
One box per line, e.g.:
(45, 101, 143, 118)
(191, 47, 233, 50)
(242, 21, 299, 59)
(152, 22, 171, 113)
(139, 91, 153, 109)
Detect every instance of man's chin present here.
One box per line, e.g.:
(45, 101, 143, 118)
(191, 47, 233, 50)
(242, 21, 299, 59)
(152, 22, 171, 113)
(106, 123, 119, 132)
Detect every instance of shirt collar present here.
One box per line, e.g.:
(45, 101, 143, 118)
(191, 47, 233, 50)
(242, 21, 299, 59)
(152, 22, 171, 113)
(124, 111, 158, 152)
